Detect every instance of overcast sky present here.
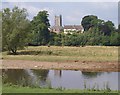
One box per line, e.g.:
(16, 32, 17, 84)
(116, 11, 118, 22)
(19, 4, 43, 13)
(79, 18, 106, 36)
(2, 1, 119, 28)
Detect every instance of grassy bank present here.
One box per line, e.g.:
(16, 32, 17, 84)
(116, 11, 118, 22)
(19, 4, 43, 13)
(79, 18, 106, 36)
(3, 46, 118, 62)
(2, 85, 119, 94)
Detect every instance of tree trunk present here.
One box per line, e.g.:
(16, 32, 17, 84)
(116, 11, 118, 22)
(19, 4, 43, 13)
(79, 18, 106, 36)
(11, 48, 17, 55)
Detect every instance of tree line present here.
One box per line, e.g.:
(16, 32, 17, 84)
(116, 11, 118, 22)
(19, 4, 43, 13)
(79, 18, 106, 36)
(2, 7, 120, 54)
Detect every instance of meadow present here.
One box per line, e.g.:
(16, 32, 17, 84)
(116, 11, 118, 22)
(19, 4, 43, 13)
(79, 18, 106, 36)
(3, 46, 118, 62)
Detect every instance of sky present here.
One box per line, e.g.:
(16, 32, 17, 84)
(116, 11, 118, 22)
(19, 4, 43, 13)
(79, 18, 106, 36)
(1, 1, 119, 28)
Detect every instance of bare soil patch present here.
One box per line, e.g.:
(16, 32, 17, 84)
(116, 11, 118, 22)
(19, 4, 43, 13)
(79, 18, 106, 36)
(2, 59, 119, 72)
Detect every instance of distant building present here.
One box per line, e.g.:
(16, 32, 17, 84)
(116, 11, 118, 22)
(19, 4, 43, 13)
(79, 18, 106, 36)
(55, 15, 62, 26)
(51, 15, 63, 33)
(51, 15, 84, 34)
(64, 25, 84, 34)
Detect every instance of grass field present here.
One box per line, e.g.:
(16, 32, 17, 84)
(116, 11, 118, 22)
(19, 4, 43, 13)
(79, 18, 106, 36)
(2, 85, 119, 94)
(2, 46, 118, 62)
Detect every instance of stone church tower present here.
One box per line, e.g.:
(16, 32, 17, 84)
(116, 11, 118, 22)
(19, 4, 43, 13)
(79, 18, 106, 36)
(52, 15, 63, 33)
(55, 15, 62, 27)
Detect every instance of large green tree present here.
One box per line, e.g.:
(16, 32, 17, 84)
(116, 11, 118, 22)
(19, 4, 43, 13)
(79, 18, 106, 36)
(2, 7, 31, 54)
(31, 11, 50, 45)
(81, 15, 98, 31)
(81, 15, 115, 36)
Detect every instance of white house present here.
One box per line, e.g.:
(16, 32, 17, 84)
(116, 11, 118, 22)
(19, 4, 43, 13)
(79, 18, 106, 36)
(64, 25, 84, 34)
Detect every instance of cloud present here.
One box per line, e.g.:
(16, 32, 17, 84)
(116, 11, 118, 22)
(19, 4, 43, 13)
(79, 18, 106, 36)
(62, 2, 118, 27)
(2, 2, 118, 27)
(2, 2, 55, 22)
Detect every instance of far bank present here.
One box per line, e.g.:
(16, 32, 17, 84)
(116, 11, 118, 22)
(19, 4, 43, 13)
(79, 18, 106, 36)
(2, 46, 119, 72)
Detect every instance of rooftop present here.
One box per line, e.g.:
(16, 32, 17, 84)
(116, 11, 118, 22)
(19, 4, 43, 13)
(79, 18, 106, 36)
(64, 25, 83, 30)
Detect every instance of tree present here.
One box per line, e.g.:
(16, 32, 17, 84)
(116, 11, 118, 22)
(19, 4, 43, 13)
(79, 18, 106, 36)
(31, 11, 50, 45)
(99, 20, 115, 35)
(118, 24, 120, 31)
(2, 7, 31, 54)
(54, 34, 62, 46)
(49, 32, 57, 45)
(110, 31, 120, 46)
(81, 15, 98, 31)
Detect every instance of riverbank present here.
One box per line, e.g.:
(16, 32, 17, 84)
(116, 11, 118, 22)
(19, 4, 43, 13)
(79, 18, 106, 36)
(2, 85, 119, 94)
(2, 46, 119, 72)
(2, 59, 119, 72)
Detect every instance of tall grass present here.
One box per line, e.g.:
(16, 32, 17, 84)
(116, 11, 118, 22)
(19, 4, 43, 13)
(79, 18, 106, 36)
(3, 83, 118, 93)
(3, 46, 118, 62)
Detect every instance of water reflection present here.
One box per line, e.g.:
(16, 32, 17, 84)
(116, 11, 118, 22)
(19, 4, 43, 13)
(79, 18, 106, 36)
(81, 72, 102, 78)
(3, 69, 28, 85)
(2, 69, 118, 90)
(2, 69, 49, 87)
(54, 70, 62, 78)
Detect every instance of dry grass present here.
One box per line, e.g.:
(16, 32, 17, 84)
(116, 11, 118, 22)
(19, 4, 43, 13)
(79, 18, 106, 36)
(2, 46, 118, 62)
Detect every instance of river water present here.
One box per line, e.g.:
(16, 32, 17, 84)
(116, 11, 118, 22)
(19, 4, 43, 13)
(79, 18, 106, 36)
(2, 69, 119, 90)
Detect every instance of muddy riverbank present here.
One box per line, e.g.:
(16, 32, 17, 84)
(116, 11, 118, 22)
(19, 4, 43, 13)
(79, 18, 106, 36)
(2, 59, 119, 72)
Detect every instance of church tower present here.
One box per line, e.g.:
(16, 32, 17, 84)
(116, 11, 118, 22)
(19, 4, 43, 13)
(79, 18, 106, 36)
(55, 15, 62, 27)
(52, 15, 63, 33)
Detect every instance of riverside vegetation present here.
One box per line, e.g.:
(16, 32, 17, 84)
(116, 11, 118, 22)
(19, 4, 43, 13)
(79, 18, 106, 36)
(2, 7, 120, 54)
(2, 84, 119, 94)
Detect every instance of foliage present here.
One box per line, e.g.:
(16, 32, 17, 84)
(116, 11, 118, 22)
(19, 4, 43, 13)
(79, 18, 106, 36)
(81, 15, 98, 31)
(49, 32, 57, 45)
(2, 7, 31, 54)
(2, 6, 119, 54)
(54, 33, 62, 46)
(110, 31, 120, 46)
(31, 11, 50, 45)
(49, 30, 119, 46)
(99, 21, 115, 35)
(48, 15, 119, 46)
(81, 15, 115, 36)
